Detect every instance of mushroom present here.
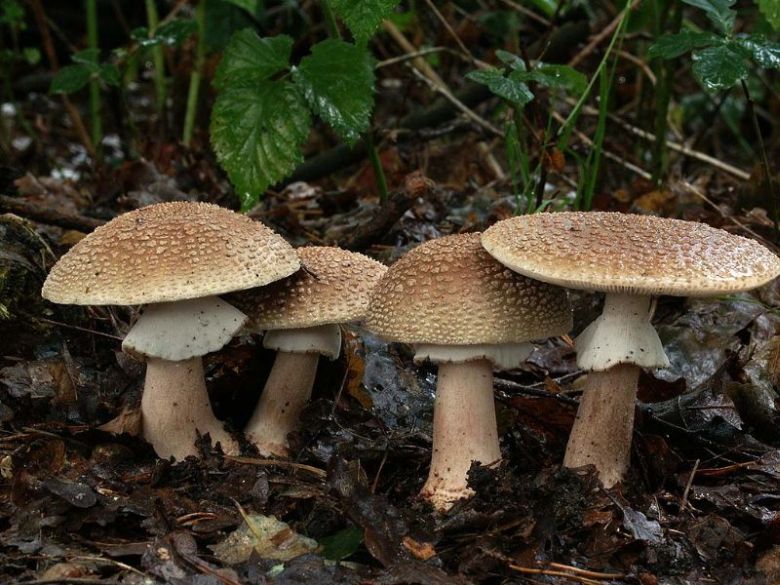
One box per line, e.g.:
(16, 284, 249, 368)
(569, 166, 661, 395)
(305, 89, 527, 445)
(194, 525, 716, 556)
(41, 202, 300, 460)
(364, 233, 572, 511)
(482, 211, 780, 487)
(228, 246, 387, 457)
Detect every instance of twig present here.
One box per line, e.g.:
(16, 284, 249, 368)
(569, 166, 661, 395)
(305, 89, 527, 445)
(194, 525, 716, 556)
(0, 194, 105, 231)
(36, 317, 123, 341)
(225, 455, 326, 478)
(382, 19, 448, 88)
(680, 181, 777, 251)
(680, 458, 700, 510)
(568, 0, 643, 68)
(422, 0, 475, 62)
(497, 0, 551, 27)
(549, 111, 652, 180)
(340, 171, 434, 250)
(409, 68, 502, 136)
(548, 563, 625, 580)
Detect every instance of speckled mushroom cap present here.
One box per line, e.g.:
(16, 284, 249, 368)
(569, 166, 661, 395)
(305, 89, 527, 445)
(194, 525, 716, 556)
(482, 212, 780, 297)
(228, 246, 387, 331)
(364, 233, 572, 345)
(42, 201, 300, 305)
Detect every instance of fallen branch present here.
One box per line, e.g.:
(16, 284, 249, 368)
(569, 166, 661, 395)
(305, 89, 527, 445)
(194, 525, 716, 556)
(340, 171, 435, 251)
(0, 195, 105, 232)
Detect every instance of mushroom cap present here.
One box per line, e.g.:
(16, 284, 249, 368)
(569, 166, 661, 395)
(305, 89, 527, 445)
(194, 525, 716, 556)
(482, 212, 780, 297)
(364, 233, 572, 345)
(42, 202, 300, 305)
(229, 246, 387, 331)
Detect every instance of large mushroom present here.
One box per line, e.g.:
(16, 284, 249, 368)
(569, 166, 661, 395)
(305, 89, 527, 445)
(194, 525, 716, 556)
(482, 211, 780, 487)
(364, 233, 572, 511)
(42, 202, 300, 460)
(228, 246, 387, 457)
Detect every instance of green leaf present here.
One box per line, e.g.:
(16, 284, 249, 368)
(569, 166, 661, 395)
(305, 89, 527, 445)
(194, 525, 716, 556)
(99, 63, 121, 86)
(525, 64, 587, 94)
(204, 0, 258, 51)
(320, 527, 363, 562)
(466, 68, 534, 107)
(691, 44, 748, 91)
(758, 0, 780, 30)
(682, 0, 736, 34)
(495, 49, 526, 71)
(329, 0, 401, 44)
(214, 30, 292, 89)
(72, 48, 100, 67)
(210, 80, 311, 209)
(0, 0, 24, 28)
(648, 30, 721, 59)
(736, 35, 780, 69)
(221, 0, 262, 13)
(50, 64, 92, 94)
(22, 47, 40, 65)
(292, 39, 375, 144)
(155, 19, 198, 46)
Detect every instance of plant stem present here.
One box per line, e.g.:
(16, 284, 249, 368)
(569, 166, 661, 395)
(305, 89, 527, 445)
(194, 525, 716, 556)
(321, 0, 341, 39)
(86, 0, 102, 152)
(321, 0, 388, 200)
(366, 131, 389, 201)
(741, 79, 779, 239)
(145, 0, 166, 115)
(182, 0, 205, 146)
(650, 0, 679, 185)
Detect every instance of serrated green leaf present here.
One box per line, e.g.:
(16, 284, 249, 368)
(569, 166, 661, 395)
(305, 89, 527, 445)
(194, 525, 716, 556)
(50, 64, 92, 94)
(691, 44, 748, 90)
(99, 63, 121, 86)
(204, 0, 257, 51)
(320, 527, 363, 562)
(682, 0, 736, 34)
(648, 30, 721, 59)
(222, 0, 262, 13)
(524, 64, 587, 94)
(214, 30, 292, 89)
(210, 80, 311, 209)
(736, 35, 780, 69)
(466, 68, 534, 107)
(758, 0, 780, 30)
(330, 0, 401, 44)
(292, 39, 374, 144)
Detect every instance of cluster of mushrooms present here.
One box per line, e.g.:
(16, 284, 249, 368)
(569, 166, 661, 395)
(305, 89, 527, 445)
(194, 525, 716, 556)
(41, 202, 780, 511)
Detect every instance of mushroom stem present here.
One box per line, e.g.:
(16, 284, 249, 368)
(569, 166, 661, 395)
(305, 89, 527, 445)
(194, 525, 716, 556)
(245, 351, 319, 457)
(141, 357, 239, 460)
(421, 359, 501, 511)
(563, 364, 640, 487)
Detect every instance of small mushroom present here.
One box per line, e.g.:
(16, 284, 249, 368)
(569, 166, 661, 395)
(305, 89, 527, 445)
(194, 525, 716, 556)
(482, 211, 780, 487)
(365, 233, 572, 511)
(42, 202, 300, 460)
(229, 247, 387, 457)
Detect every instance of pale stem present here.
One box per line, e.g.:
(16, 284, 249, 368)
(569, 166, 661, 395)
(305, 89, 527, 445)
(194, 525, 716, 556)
(141, 357, 239, 460)
(421, 359, 501, 511)
(563, 364, 640, 487)
(244, 351, 320, 457)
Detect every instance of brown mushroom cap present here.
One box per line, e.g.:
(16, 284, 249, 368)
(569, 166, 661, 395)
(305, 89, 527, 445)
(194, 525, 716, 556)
(42, 202, 300, 305)
(229, 246, 387, 331)
(364, 233, 572, 345)
(482, 212, 780, 296)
